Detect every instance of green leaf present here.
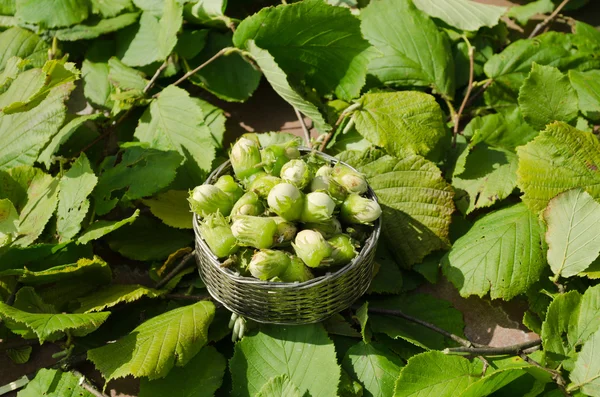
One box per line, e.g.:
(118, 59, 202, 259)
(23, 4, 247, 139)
(53, 12, 140, 41)
(77, 209, 139, 244)
(352, 91, 447, 160)
(75, 284, 163, 313)
(7, 345, 32, 364)
(574, 21, 600, 52)
(507, 0, 554, 26)
(194, 98, 226, 147)
(460, 368, 530, 397)
(17, 369, 95, 397)
(0, 82, 72, 171)
(339, 150, 454, 266)
(452, 142, 518, 214)
(369, 294, 465, 350)
(543, 189, 600, 278)
(369, 245, 403, 294)
(244, 41, 330, 133)
(139, 345, 226, 397)
(142, 190, 192, 229)
(413, 0, 507, 32)
(0, 300, 109, 343)
(234, 0, 370, 101)
(38, 114, 102, 168)
(569, 328, 600, 396)
(0, 198, 18, 247)
(188, 31, 260, 102)
(183, 0, 230, 28)
(393, 351, 481, 397)
(106, 215, 193, 261)
(230, 323, 341, 397)
(442, 203, 547, 300)
(0, 256, 112, 286)
(108, 56, 148, 91)
(461, 109, 538, 151)
(256, 375, 302, 397)
(88, 300, 215, 381)
(56, 154, 97, 242)
(0, 68, 46, 111)
(516, 122, 600, 213)
(90, 0, 133, 18)
(343, 341, 403, 397)
(117, 0, 182, 67)
(541, 285, 600, 360)
(0, 27, 48, 71)
(93, 145, 182, 215)
(134, 85, 216, 184)
(483, 32, 600, 109)
(14, 173, 60, 247)
(361, 0, 454, 98)
(0, 166, 44, 213)
(175, 29, 208, 60)
(569, 69, 600, 121)
(518, 63, 579, 130)
(356, 302, 371, 344)
(81, 40, 115, 109)
(15, 0, 89, 28)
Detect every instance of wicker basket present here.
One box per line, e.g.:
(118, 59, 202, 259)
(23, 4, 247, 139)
(193, 149, 380, 324)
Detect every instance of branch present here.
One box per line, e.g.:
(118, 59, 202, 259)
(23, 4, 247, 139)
(453, 36, 475, 148)
(169, 47, 231, 89)
(76, 108, 132, 156)
(155, 251, 195, 289)
(528, 0, 571, 38)
(71, 370, 110, 397)
(318, 102, 362, 152)
(359, 306, 483, 348)
(443, 339, 542, 355)
(144, 60, 169, 94)
(519, 353, 571, 397)
(165, 293, 210, 302)
(463, 80, 492, 109)
(0, 338, 39, 352)
(294, 108, 312, 148)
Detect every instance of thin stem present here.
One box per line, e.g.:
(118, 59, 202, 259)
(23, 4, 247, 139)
(463, 80, 492, 109)
(71, 370, 110, 397)
(519, 353, 571, 397)
(77, 109, 132, 156)
(360, 306, 482, 348)
(169, 47, 231, 89)
(478, 356, 490, 377)
(165, 294, 209, 302)
(528, 0, 571, 38)
(0, 338, 38, 352)
(295, 108, 312, 148)
(443, 339, 542, 355)
(144, 60, 169, 94)
(453, 35, 475, 147)
(155, 252, 195, 289)
(318, 102, 362, 152)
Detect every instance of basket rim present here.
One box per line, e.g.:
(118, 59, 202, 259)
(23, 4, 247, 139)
(192, 147, 381, 289)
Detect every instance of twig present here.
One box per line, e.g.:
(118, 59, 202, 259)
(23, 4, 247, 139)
(478, 356, 490, 377)
(519, 353, 571, 397)
(143, 60, 169, 94)
(165, 294, 209, 301)
(453, 36, 475, 147)
(528, 0, 571, 38)
(318, 102, 362, 152)
(71, 370, 110, 397)
(169, 47, 230, 89)
(443, 339, 542, 355)
(463, 80, 492, 109)
(0, 338, 38, 352)
(358, 305, 482, 348)
(76, 108, 132, 156)
(295, 108, 312, 148)
(155, 251, 195, 289)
